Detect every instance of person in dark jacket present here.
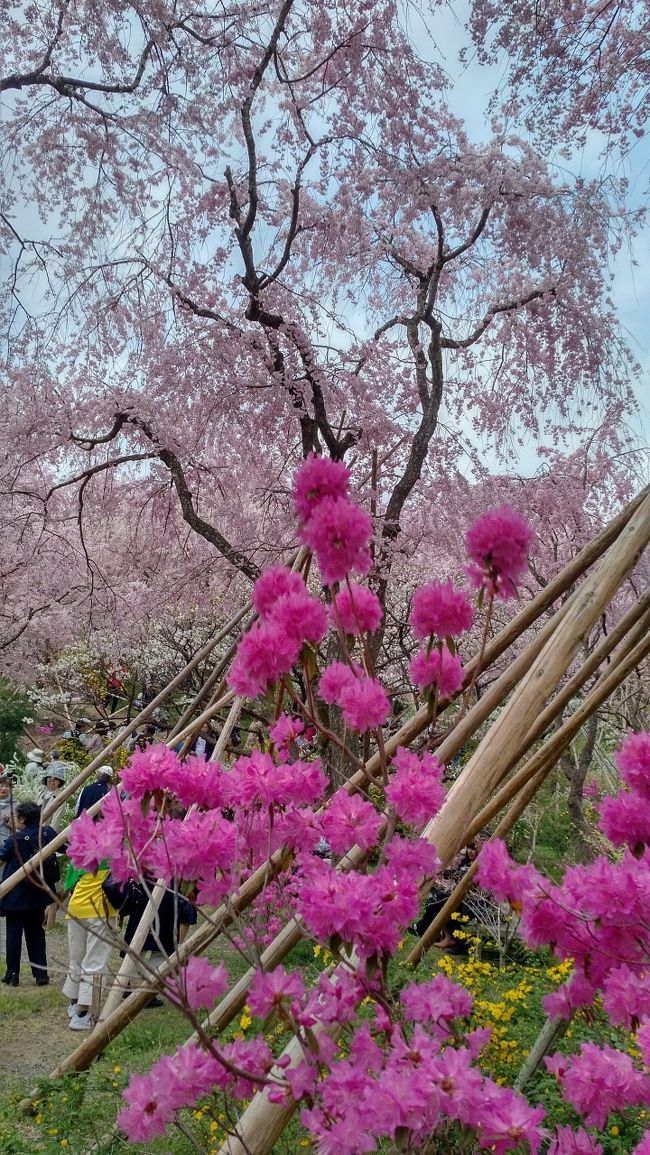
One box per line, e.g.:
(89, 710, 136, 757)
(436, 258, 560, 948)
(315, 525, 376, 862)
(0, 801, 59, 985)
(114, 877, 196, 1005)
(74, 766, 113, 817)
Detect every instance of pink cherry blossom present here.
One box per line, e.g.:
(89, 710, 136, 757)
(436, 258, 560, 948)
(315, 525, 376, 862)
(410, 578, 474, 640)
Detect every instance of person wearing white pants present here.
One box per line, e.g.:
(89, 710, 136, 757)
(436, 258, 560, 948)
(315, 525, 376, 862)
(63, 869, 116, 1030)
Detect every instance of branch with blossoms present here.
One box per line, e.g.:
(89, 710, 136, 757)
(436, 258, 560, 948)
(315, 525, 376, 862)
(59, 453, 560, 1155)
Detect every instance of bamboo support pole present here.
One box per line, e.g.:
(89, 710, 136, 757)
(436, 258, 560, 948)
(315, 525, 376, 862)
(406, 626, 650, 966)
(464, 625, 650, 846)
(168, 638, 241, 741)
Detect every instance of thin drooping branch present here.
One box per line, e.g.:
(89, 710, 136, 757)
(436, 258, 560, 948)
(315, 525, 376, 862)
(69, 413, 260, 581)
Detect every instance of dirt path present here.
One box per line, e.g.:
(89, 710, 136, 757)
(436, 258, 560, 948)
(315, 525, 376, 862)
(0, 922, 110, 1088)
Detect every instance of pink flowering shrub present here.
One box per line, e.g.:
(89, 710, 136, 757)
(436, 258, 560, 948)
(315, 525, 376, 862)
(478, 730, 650, 1146)
(465, 505, 532, 600)
(65, 454, 601, 1155)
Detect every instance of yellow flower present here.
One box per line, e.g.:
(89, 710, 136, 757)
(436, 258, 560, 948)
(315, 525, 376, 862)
(610, 1126, 619, 1136)
(60, 1143, 69, 1149)
(313, 945, 321, 958)
(240, 1013, 252, 1030)
(113, 1064, 122, 1074)
(48, 1128, 58, 1136)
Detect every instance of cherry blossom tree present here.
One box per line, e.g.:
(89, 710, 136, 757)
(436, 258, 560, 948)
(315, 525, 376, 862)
(0, 0, 644, 673)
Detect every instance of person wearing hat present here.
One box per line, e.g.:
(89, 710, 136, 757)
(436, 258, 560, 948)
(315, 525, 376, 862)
(25, 748, 46, 776)
(0, 769, 16, 845)
(38, 761, 68, 832)
(74, 766, 113, 818)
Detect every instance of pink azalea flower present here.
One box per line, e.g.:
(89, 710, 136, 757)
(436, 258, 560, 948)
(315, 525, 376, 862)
(400, 974, 472, 1027)
(633, 1135, 650, 1155)
(269, 713, 304, 757)
(602, 964, 650, 1028)
(410, 578, 474, 640)
(299, 496, 372, 586)
(319, 660, 359, 703)
(465, 505, 532, 599)
(248, 965, 305, 1017)
(548, 1126, 604, 1155)
(175, 956, 228, 1011)
(616, 731, 650, 798)
(385, 748, 445, 826)
(332, 583, 383, 635)
(269, 590, 328, 646)
(410, 644, 464, 698)
(252, 565, 306, 619)
(321, 789, 383, 854)
(293, 453, 350, 523)
(559, 1042, 645, 1129)
(599, 791, 650, 853)
(339, 675, 390, 732)
(227, 620, 301, 697)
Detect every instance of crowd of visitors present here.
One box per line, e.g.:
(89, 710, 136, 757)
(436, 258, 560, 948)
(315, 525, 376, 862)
(0, 708, 249, 1031)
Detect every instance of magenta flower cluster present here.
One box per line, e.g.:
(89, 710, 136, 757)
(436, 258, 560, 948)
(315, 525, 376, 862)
(72, 456, 636, 1155)
(294, 453, 372, 586)
(478, 730, 650, 1148)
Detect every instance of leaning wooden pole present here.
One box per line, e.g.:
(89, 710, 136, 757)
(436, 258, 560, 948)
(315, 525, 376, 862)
(406, 625, 650, 966)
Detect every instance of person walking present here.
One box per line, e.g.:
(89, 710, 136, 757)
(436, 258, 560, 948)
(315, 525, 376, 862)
(0, 769, 16, 961)
(74, 766, 113, 818)
(39, 762, 69, 831)
(0, 801, 59, 985)
(63, 864, 117, 1030)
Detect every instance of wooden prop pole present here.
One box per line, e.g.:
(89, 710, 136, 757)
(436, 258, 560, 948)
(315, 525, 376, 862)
(406, 626, 650, 966)
(464, 625, 650, 846)
(168, 637, 242, 741)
